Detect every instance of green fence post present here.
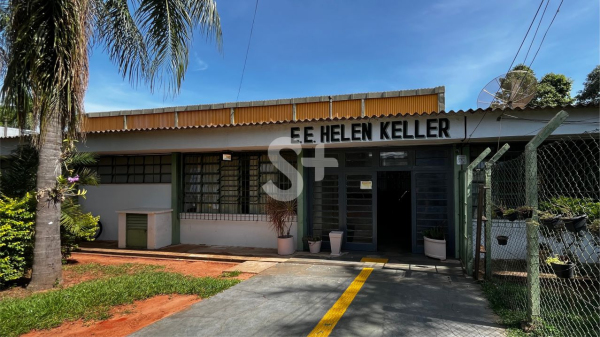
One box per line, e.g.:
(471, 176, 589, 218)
(171, 152, 182, 245)
(465, 148, 491, 276)
(484, 144, 510, 279)
(524, 110, 569, 325)
(296, 150, 306, 251)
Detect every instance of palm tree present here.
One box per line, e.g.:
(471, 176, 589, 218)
(0, 0, 221, 290)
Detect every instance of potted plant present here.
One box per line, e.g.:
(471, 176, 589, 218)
(503, 208, 518, 221)
(516, 206, 533, 220)
(539, 242, 553, 267)
(265, 197, 297, 256)
(539, 211, 562, 229)
(546, 255, 575, 279)
(423, 227, 446, 260)
(496, 235, 508, 245)
(493, 205, 505, 219)
(304, 235, 322, 253)
(563, 215, 588, 233)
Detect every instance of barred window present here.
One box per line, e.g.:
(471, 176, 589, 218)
(182, 152, 297, 216)
(92, 155, 172, 184)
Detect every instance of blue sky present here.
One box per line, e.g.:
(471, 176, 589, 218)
(85, 0, 599, 113)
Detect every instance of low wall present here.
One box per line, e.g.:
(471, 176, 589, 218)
(80, 184, 172, 240)
(472, 219, 599, 263)
(180, 217, 298, 249)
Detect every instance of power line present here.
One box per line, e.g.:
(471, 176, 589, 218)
(528, 0, 563, 67)
(236, 0, 260, 102)
(504, 0, 546, 74)
(466, 0, 546, 144)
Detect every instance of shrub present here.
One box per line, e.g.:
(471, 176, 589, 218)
(0, 194, 35, 287)
(540, 196, 600, 222)
(60, 199, 100, 258)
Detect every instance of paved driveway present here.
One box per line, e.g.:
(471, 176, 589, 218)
(131, 260, 505, 337)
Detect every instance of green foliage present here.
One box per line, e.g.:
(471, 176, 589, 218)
(0, 146, 38, 198)
(576, 65, 600, 105)
(63, 262, 163, 277)
(529, 73, 575, 107)
(303, 235, 321, 241)
(545, 255, 566, 265)
(60, 199, 100, 259)
(0, 271, 240, 337)
(221, 270, 242, 278)
(422, 226, 445, 240)
(0, 194, 35, 286)
(0, 142, 102, 282)
(482, 280, 600, 336)
(539, 196, 600, 221)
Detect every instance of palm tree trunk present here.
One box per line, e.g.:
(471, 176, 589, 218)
(28, 113, 63, 290)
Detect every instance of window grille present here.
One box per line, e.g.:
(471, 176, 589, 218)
(181, 151, 297, 219)
(92, 155, 171, 184)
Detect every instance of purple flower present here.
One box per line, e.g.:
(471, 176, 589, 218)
(67, 175, 80, 183)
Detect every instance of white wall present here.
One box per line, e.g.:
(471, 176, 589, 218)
(472, 220, 599, 263)
(80, 184, 171, 240)
(181, 218, 298, 249)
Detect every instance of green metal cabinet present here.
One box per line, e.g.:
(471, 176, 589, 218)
(126, 214, 148, 248)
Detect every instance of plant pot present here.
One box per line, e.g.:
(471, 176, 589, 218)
(496, 235, 508, 245)
(518, 209, 533, 219)
(277, 236, 295, 255)
(329, 231, 344, 256)
(424, 237, 446, 260)
(563, 215, 587, 233)
(494, 209, 504, 219)
(540, 217, 561, 229)
(308, 240, 322, 253)
(504, 212, 518, 222)
(551, 262, 575, 279)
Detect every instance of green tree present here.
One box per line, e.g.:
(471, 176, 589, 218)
(576, 65, 600, 105)
(0, 0, 221, 290)
(494, 64, 537, 109)
(529, 73, 575, 107)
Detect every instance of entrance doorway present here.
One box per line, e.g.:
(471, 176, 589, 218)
(377, 171, 412, 252)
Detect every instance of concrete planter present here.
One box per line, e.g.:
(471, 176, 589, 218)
(424, 237, 446, 260)
(329, 231, 344, 256)
(308, 240, 322, 253)
(277, 236, 295, 255)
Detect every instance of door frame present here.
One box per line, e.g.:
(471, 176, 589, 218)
(306, 146, 455, 255)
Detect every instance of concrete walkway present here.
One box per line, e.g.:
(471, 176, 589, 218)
(130, 260, 505, 337)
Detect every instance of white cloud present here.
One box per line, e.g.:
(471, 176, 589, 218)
(193, 53, 209, 71)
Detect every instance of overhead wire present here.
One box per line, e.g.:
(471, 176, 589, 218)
(236, 0, 260, 102)
(466, 0, 546, 144)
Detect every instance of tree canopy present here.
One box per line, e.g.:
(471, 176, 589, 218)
(508, 65, 575, 108)
(576, 65, 600, 105)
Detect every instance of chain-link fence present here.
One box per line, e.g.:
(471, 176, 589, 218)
(483, 133, 600, 336)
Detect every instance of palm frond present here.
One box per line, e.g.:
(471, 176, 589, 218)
(97, 0, 149, 87)
(134, 0, 221, 95)
(69, 151, 98, 166)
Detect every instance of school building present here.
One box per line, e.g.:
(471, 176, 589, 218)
(1, 86, 597, 258)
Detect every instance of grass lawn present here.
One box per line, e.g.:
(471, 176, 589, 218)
(481, 280, 600, 337)
(0, 263, 241, 337)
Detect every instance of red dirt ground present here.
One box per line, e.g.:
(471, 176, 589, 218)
(9, 253, 253, 336)
(23, 294, 200, 337)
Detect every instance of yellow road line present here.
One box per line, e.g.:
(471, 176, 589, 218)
(360, 257, 388, 263)
(307, 268, 374, 337)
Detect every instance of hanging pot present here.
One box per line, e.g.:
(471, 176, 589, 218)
(563, 215, 588, 233)
(518, 209, 533, 219)
(504, 212, 518, 222)
(551, 262, 575, 279)
(494, 209, 504, 219)
(496, 235, 508, 245)
(540, 217, 561, 229)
